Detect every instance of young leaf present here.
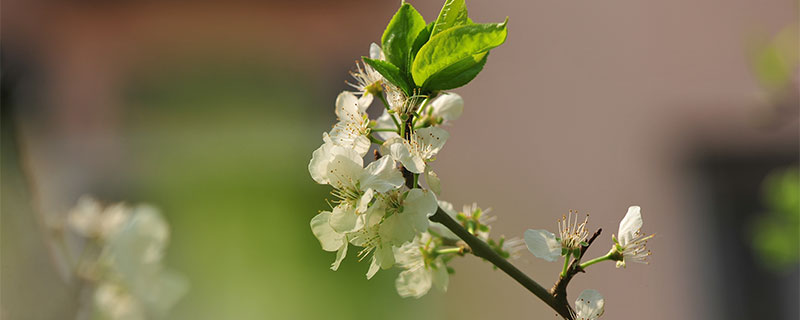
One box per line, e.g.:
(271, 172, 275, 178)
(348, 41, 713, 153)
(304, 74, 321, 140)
(408, 22, 434, 72)
(412, 20, 508, 89)
(363, 58, 412, 96)
(422, 51, 488, 91)
(381, 3, 427, 73)
(431, 0, 469, 37)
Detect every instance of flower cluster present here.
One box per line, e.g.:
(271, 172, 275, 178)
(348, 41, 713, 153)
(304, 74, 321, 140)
(524, 206, 655, 319)
(64, 196, 187, 320)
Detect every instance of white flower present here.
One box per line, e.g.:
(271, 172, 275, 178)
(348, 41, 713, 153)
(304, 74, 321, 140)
(374, 110, 401, 140)
(574, 289, 605, 320)
(612, 206, 654, 268)
(310, 211, 348, 270)
(393, 233, 449, 298)
(348, 43, 385, 95)
(94, 282, 145, 320)
(377, 188, 438, 246)
(349, 205, 396, 279)
(309, 144, 404, 232)
(328, 91, 372, 156)
(525, 211, 589, 262)
(67, 196, 131, 240)
(422, 93, 464, 124)
(501, 237, 526, 260)
(106, 205, 170, 276)
(381, 126, 449, 173)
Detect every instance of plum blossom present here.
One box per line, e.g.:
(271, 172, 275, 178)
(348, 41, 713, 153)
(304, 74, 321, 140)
(574, 289, 605, 320)
(612, 206, 654, 268)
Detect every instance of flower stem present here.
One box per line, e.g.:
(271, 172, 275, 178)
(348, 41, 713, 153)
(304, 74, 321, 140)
(579, 254, 612, 269)
(436, 247, 463, 255)
(370, 128, 398, 132)
(368, 134, 384, 145)
(560, 255, 571, 278)
(377, 93, 401, 130)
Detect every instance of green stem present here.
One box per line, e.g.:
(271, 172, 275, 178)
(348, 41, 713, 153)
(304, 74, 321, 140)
(436, 247, 463, 255)
(579, 254, 612, 269)
(368, 134, 384, 145)
(370, 128, 398, 132)
(377, 93, 401, 130)
(412, 97, 431, 127)
(560, 255, 571, 277)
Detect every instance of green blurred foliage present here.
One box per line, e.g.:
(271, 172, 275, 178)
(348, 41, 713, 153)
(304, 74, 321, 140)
(751, 24, 798, 92)
(751, 167, 800, 273)
(120, 60, 440, 319)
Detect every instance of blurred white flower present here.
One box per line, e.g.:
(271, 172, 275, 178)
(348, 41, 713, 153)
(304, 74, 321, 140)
(377, 188, 438, 246)
(349, 205, 396, 279)
(612, 206, 654, 268)
(574, 289, 604, 320)
(67, 196, 130, 240)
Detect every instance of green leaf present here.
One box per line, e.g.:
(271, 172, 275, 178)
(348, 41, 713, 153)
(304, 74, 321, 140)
(381, 3, 427, 73)
(363, 58, 412, 96)
(431, 0, 469, 37)
(409, 22, 434, 71)
(422, 51, 488, 91)
(412, 20, 508, 89)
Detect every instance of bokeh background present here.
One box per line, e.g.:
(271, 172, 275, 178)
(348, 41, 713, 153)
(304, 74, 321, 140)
(2, 0, 798, 319)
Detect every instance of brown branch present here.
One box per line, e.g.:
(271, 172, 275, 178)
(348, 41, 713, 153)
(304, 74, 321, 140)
(549, 228, 603, 318)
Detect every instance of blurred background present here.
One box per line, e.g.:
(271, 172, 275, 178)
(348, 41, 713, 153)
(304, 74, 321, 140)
(1, 0, 798, 319)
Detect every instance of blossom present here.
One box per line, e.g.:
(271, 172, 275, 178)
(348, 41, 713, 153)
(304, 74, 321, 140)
(393, 233, 449, 298)
(328, 91, 372, 156)
(574, 289, 605, 320)
(309, 145, 404, 232)
(381, 126, 449, 173)
(524, 211, 589, 262)
(612, 206, 654, 268)
(348, 43, 385, 95)
(310, 211, 348, 270)
(377, 188, 438, 246)
(67, 196, 131, 240)
(349, 205, 397, 279)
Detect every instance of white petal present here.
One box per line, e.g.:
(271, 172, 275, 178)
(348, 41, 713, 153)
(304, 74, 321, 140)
(366, 256, 380, 280)
(379, 213, 416, 246)
(335, 91, 361, 121)
(524, 229, 561, 262)
(382, 137, 425, 173)
(575, 289, 605, 320)
(356, 189, 374, 214)
(331, 242, 348, 271)
(369, 42, 383, 60)
(425, 167, 442, 195)
(357, 94, 373, 113)
(617, 206, 642, 247)
(403, 188, 438, 230)
(324, 150, 365, 190)
(67, 196, 103, 237)
(416, 127, 449, 160)
(308, 134, 336, 184)
(374, 111, 400, 140)
(431, 93, 464, 122)
(431, 260, 449, 292)
(310, 211, 344, 252)
(395, 267, 433, 298)
(330, 205, 359, 233)
(360, 155, 404, 193)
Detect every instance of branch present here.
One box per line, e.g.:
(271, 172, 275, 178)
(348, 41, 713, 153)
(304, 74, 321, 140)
(549, 228, 603, 316)
(429, 208, 573, 319)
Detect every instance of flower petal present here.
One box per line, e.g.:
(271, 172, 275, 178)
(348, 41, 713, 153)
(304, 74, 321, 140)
(575, 289, 605, 320)
(330, 205, 359, 233)
(416, 127, 449, 160)
(331, 242, 348, 271)
(425, 167, 441, 195)
(361, 155, 404, 193)
(324, 151, 365, 190)
(431, 260, 449, 292)
(431, 93, 464, 122)
(382, 137, 425, 173)
(617, 206, 642, 247)
(369, 42, 384, 60)
(395, 267, 432, 298)
(403, 189, 437, 229)
(524, 229, 561, 262)
(310, 211, 344, 252)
